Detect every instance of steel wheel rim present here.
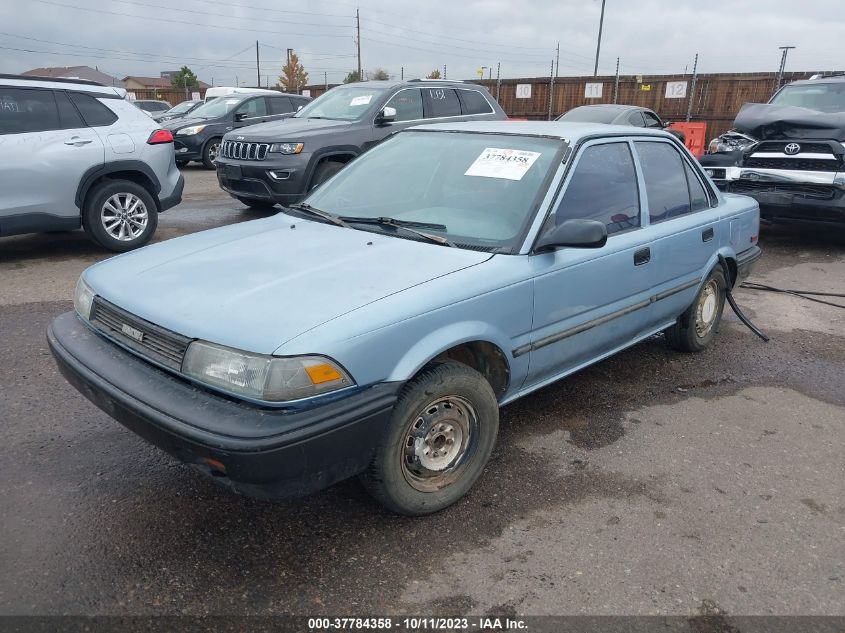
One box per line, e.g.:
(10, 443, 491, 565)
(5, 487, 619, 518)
(400, 395, 476, 493)
(208, 142, 220, 162)
(695, 279, 719, 337)
(101, 193, 148, 242)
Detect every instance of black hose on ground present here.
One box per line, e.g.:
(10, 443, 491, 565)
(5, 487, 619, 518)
(718, 254, 770, 342)
(738, 282, 845, 310)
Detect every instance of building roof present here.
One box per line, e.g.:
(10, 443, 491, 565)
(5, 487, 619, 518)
(21, 66, 123, 86)
(123, 76, 211, 90)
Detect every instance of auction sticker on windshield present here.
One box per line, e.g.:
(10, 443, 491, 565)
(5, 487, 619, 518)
(350, 95, 373, 106)
(464, 148, 541, 181)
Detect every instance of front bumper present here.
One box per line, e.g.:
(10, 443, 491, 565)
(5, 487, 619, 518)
(173, 134, 205, 160)
(216, 154, 311, 204)
(47, 311, 399, 499)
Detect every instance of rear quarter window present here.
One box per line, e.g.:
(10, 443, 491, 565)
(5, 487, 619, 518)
(423, 88, 461, 118)
(69, 92, 118, 127)
(459, 89, 493, 115)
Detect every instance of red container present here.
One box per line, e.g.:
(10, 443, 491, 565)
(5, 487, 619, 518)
(668, 122, 708, 157)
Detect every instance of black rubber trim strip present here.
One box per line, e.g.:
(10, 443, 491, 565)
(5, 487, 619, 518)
(512, 277, 701, 357)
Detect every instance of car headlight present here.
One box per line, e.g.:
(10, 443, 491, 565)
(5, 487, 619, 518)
(74, 277, 95, 321)
(181, 340, 353, 402)
(708, 132, 757, 154)
(176, 125, 206, 136)
(268, 142, 304, 154)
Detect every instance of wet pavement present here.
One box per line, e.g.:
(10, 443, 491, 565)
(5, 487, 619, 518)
(1, 168, 843, 616)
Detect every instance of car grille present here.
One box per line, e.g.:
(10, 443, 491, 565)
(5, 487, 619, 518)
(754, 141, 834, 154)
(220, 140, 269, 161)
(90, 297, 191, 371)
(743, 157, 840, 172)
(730, 181, 838, 200)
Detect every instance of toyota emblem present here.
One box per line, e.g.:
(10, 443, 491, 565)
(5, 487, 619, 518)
(784, 143, 801, 155)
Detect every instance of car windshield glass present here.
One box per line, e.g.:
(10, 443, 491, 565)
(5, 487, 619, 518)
(303, 131, 565, 252)
(558, 106, 621, 123)
(769, 83, 845, 113)
(294, 86, 387, 121)
(167, 101, 196, 114)
(189, 97, 242, 119)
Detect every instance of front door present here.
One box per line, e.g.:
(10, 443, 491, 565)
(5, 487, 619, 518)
(369, 88, 425, 148)
(524, 139, 658, 388)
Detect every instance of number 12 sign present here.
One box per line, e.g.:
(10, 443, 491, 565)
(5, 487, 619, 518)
(665, 81, 688, 98)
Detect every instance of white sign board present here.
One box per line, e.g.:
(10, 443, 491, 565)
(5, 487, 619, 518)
(301, 89, 311, 98)
(465, 148, 542, 181)
(125, 91, 137, 101)
(515, 84, 532, 99)
(584, 83, 603, 99)
(191, 91, 201, 101)
(665, 81, 688, 99)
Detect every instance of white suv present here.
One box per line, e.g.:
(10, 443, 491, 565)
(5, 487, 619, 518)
(0, 74, 184, 251)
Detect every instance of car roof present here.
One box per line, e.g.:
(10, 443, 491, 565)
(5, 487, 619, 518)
(0, 73, 125, 97)
(340, 80, 489, 90)
(408, 120, 674, 142)
(786, 74, 845, 86)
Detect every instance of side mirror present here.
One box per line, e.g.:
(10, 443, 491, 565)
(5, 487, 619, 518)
(376, 106, 397, 124)
(234, 112, 248, 122)
(535, 219, 607, 252)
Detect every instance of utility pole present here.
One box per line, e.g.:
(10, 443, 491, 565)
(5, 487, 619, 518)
(401, 66, 404, 80)
(443, 65, 447, 80)
(686, 52, 698, 122)
(255, 40, 260, 88)
(495, 62, 501, 101)
(776, 45, 795, 89)
(593, 0, 606, 76)
(287, 48, 292, 66)
(548, 59, 554, 120)
(613, 56, 620, 103)
(324, 71, 328, 90)
(356, 9, 362, 82)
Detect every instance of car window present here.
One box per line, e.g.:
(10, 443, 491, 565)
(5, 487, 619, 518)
(268, 96, 293, 115)
(69, 93, 118, 127)
(684, 161, 711, 211)
(55, 91, 85, 128)
(384, 89, 423, 121)
(294, 86, 387, 121)
(635, 141, 691, 223)
(235, 97, 267, 118)
(554, 142, 640, 235)
(0, 87, 60, 134)
(424, 88, 462, 118)
(459, 89, 494, 115)
(627, 111, 645, 126)
(643, 111, 663, 128)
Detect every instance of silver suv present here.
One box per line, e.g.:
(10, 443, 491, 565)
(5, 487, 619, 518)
(0, 74, 184, 251)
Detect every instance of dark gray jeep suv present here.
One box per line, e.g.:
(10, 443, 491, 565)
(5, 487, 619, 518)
(215, 80, 508, 209)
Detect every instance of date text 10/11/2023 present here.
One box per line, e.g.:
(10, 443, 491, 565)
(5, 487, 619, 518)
(307, 616, 528, 631)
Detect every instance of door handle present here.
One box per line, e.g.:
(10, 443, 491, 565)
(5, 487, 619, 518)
(64, 137, 93, 146)
(633, 247, 651, 266)
(702, 227, 714, 242)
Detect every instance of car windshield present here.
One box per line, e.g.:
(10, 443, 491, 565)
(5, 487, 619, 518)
(769, 82, 845, 113)
(303, 131, 565, 252)
(189, 97, 242, 119)
(294, 86, 387, 121)
(166, 100, 197, 115)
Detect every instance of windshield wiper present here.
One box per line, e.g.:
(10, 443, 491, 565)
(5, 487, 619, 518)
(339, 216, 454, 247)
(286, 203, 348, 227)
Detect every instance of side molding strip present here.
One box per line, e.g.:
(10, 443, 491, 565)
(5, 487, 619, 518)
(513, 278, 700, 358)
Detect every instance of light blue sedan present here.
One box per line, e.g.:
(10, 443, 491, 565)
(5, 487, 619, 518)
(48, 121, 761, 515)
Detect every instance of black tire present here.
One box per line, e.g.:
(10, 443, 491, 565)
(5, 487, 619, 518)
(665, 267, 727, 353)
(308, 160, 344, 191)
(81, 180, 158, 252)
(360, 360, 499, 516)
(176, 159, 189, 167)
(235, 196, 277, 211)
(201, 137, 222, 169)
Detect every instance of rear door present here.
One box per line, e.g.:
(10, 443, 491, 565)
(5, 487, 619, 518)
(633, 140, 721, 326)
(232, 96, 270, 128)
(267, 95, 295, 120)
(0, 86, 104, 224)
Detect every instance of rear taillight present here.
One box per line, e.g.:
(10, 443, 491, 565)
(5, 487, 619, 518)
(147, 129, 173, 144)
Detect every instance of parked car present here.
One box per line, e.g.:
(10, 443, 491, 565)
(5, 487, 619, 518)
(48, 121, 760, 515)
(133, 99, 171, 116)
(151, 99, 203, 123)
(0, 74, 183, 251)
(214, 80, 508, 210)
(700, 74, 845, 226)
(165, 91, 310, 168)
(557, 104, 686, 142)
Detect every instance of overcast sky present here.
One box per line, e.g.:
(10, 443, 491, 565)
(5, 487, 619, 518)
(1, 0, 843, 86)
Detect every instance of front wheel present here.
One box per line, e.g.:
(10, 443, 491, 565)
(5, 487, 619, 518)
(201, 137, 222, 169)
(665, 267, 726, 352)
(360, 361, 499, 516)
(81, 180, 158, 252)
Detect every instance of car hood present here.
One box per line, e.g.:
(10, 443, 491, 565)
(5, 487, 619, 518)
(163, 116, 213, 131)
(734, 103, 845, 141)
(84, 215, 492, 355)
(226, 117, 354, 141)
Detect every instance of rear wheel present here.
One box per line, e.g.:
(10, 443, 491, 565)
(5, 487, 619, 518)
(235, 196, 277, 211)
(308, 160, 344, 191)
(201, 137, 222, 169)
(360, 361, 499, 516)
(665, 267, 726, 352)
(82, 180, 158, 252)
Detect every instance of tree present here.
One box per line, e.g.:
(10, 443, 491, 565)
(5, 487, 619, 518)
(369, 68, 389, 80)
(426, 69, 441, 79)
(170, 66, 199, 92)
(279, 52, 309, 92)
(343, 70, 361, 84)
